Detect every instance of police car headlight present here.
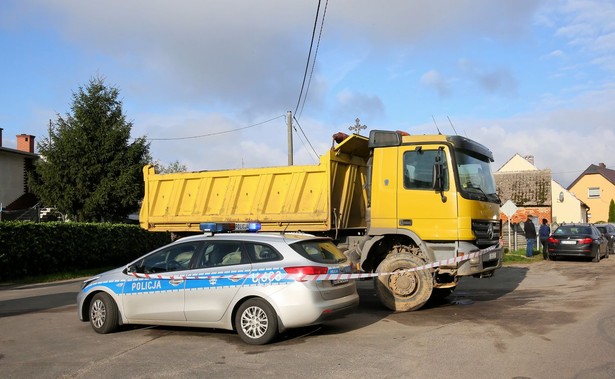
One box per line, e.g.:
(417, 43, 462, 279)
(81, 276, 101, 289)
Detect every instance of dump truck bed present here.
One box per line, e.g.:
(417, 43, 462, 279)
(139, 134, 369, 233)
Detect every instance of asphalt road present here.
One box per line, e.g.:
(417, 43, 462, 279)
(1, 257, 615, 379)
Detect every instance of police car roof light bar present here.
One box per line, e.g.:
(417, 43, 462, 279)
(199, 221, 262, 234)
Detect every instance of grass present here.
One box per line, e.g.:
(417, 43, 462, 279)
(502, 249, 547, 264)
(1, 267, 114, 286)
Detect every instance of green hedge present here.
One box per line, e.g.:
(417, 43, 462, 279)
(0, 221, 172, 281)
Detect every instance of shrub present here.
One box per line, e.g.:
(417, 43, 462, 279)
(0, 221, 172, 281)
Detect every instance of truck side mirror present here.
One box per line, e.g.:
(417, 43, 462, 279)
(432, 163, 444, 190)
(432, 163, 447, 203)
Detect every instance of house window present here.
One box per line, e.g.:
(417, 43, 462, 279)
(588, 187, 600, 198)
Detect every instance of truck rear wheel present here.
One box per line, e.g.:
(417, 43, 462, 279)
(374, 253, 433, 312)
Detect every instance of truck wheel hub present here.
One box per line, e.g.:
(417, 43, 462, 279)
(389, 271, 418, 296)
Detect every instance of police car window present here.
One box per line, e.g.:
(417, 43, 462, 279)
(248, 243, 282, 262)
(290, 240, 347, 264)
(131, 242, 200, 274)
(199, 242, 246, 268)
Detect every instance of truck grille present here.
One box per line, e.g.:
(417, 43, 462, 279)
(472, 220, 500, 248)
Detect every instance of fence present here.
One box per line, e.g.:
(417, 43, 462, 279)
(0, 204, 40, 222)
(501, 220, 559, 252)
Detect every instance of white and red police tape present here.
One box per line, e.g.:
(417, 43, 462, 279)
(130, 245, 499, 282)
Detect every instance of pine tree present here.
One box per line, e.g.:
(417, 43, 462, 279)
(30, 76, 150, 222)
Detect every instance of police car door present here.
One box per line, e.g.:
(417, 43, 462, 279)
(123, 241, 201, 322)
(184, 240, 250, 322)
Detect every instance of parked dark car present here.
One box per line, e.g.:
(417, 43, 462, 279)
(547, 223, 608, 262)
(595, 223, 615, 254)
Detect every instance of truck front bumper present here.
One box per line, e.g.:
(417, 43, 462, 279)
(456, 242, 503, 277)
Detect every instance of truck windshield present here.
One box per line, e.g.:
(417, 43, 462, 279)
(455, 149, 499, 203)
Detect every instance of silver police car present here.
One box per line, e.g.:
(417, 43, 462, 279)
(77, 223, 359, 345)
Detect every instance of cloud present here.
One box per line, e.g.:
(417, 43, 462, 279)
(541, 49, 566, 60)
(458, 59, 518, 96)
(545, 0, 615, 70)
(2, 0, 615, 191)
(420, 61, 518, 98)
(420, 70, 451, 97)
(322, 0, 540, 44)
(2, 0, 543, 113)
(467, 83, 615, 187)
(334, 90, 385, 122)
(3, 1, 317, 116)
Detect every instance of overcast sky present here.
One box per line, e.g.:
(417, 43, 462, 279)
(1, 0, 614, 188)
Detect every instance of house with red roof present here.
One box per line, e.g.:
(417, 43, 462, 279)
(567, 163, 615, 223)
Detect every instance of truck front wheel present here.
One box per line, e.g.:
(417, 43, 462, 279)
(375, 253, 433, 312)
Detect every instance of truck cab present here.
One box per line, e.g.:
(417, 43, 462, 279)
(352, 130, 502, 311)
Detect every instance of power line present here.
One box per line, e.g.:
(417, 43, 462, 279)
(289, 0, 328, 166)
(297, 0, 328, 120)
(294, 0, 322, 116)
(293, 116, 319, 162)
(550, 164, 615, 181)
(145, 115, 285, 141)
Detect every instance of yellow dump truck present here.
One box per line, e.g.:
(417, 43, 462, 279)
(140, 130, 503, 311)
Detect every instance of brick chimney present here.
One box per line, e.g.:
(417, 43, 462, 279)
(524, 155, 534, 165)
(16, 134, 35, 153)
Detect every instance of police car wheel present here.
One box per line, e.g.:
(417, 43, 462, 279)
(235, 299, 278, 345)
(89, 292, 120, 334)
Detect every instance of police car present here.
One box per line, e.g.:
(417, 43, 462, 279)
(77, 222, 359, 345)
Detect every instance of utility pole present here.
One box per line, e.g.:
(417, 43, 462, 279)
(287, 111, 293, 166)
(349, 118, 367, 135)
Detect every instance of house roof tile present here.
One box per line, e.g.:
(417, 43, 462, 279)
(567, 164, 615, 190)
(494, 169, 552, 206)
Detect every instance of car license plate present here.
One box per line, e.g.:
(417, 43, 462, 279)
(332, 279, 348, 286)
(488, 252, 497, 260)
(561, 240, 576, 244)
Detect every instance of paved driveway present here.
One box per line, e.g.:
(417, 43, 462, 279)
(1, 258, 615, 378)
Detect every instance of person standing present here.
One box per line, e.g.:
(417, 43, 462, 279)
(539, 218, 551, 260)
(524, 215, 537, 257)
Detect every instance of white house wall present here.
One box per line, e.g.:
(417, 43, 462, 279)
(498, 154, 539, 172)
(0, 152, 26, 207)
(551, 180, 587, 223)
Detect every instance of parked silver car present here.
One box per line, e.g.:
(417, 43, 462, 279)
(77, 223, 359, 344)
